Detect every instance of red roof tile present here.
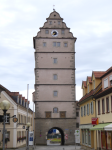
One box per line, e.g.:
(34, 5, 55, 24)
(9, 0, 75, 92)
(93, 71, 106, 78)
(100, 66, 112, 78)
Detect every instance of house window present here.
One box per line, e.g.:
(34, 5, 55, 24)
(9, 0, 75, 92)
(90, 102, 93, 114)
(81, 107, 83, 117)
(64, 43, 68, 47)
(53, 74, 57, 80)
(61, 30, 65, 34)
(93, 80, 95, 89)
(53, 91, 58, 96)
(19, 98, 21, 104)
(98, 100, 100, 115)
(49, 21, 52, 25)
(88, 130, 91, 145)
(102, 99, 105, 114)
(22, 100, 24, 106)
(88, 85, 89, 93)
(45, 30, 49, 34)
(58, 21, 60, 25)
(109, 75, 112, 86)
(53, 107, 58, 113)
(60, 112, 66, 118)
(111, 96, 112, 112)
(87, 104, 89, 115)
(5, 114, 10, 123)
(46, 112, 51, 118)
(104, 78, 108, 88)
(76, 112, 79, 117)
(106, 97, 109, 113)
(43, 42, 46, 47)
(84, 105, 86, 116)
(53, 58, 57, 64)
(76, 123, 79, 128)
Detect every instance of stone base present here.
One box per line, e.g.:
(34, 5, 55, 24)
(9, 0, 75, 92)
(35, 118, 76, 145)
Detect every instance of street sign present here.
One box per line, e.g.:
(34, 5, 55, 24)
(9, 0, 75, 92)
(29, 131, 34, 145)
(74, 130, 80, 143)
(13, 118, 18, 123)
(65, 134, 68, 140)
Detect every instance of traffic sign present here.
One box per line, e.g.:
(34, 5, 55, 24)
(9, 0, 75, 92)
(65, 134, 68, 140)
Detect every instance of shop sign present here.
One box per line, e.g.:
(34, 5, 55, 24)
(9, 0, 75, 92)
(13, 117, 18, 123)
(92, 117, 99, 125)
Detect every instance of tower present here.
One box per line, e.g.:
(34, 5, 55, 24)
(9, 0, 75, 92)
(33, 11, 77, 145)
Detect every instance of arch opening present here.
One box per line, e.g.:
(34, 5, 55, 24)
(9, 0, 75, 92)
(47, 127, 64, 145)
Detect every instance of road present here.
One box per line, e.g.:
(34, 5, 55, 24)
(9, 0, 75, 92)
(47, 139, 61, 145)
(8, 145, 82, 150)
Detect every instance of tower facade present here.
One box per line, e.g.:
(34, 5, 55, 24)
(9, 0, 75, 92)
(33, 11, 77, 145)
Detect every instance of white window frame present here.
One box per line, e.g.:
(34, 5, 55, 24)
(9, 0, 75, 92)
(104, 78, 108, 88)
(5, 114, 10, 123)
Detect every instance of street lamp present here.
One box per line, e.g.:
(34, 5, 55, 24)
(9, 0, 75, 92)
(26, 122, 31, 150)
(0, 100, 10, 150)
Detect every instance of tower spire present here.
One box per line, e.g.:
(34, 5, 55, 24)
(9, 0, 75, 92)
(53, 5, 55, 11)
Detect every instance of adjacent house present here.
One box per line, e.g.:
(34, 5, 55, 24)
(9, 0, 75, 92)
(78, 71, 105, 150)
(0, 84, 34, 149)
(90, 66, 112, 150)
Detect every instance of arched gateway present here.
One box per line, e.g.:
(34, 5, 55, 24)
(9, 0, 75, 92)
(47, 127, 65, 145)
(33, 10, 77, 145)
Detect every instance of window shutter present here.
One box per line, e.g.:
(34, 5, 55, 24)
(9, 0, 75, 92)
(90, 103, 91, 114)
(104, 78, 108, 88)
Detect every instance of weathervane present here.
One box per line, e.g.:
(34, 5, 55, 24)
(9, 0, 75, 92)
(53, 5, 55, 11)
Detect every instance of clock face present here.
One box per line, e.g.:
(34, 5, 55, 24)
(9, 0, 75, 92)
(51, 30, 58, 37)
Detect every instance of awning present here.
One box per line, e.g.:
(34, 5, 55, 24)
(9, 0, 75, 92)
(90, 123, 111, 130)
(104, 123, 112, 131)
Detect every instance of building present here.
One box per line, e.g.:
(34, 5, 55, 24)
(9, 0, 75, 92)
(90, 66, 112, 150)
(78, 71, 105, 150)
(33, 10, 77, 145)
(0, 84, 34, 149)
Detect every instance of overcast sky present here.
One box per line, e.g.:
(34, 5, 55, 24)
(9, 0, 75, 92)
(0, 0, 112, 110)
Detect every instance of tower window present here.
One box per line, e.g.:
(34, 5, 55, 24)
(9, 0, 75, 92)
(53, 42, 56, 47)
(64, 43, 68, 47)
(43, 42, 46, 47)
(45, 30, 49, 34)
(58, 21, 60, 25)
(49, 21, 52, 25)
(53, 58, 57, 64)
(53, 74, 58, 80)
(53, 91, 58, 96)
(53, 107, 58, 113)
(54, 14, 56, 17)
(57, 42, 60, 47)
(62, 30, 65, 34)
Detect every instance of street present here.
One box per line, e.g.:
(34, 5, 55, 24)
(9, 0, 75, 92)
(7, 145, 82, 150)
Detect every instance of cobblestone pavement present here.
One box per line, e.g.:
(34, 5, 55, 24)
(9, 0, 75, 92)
(7, 145, 82, 150)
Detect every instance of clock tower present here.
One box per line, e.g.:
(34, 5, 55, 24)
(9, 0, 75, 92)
(33, 10, 77, 145)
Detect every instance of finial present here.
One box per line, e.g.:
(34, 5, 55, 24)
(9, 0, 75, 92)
(53, 5, 55, 11)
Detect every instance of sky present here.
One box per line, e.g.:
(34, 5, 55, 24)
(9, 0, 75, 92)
(0, 0, 112, 110)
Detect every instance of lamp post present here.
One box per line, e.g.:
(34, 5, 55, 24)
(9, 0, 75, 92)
(0, 100, 10, 150)
(26, 122, 31, 150)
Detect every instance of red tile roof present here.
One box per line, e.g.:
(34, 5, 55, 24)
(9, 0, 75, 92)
(100, 66, 112, 78)
(79, 82, 102, 104)
(93, 71, 106, 79)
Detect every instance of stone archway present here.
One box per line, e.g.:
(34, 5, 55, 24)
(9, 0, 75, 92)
(47, 127, 65, 145)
